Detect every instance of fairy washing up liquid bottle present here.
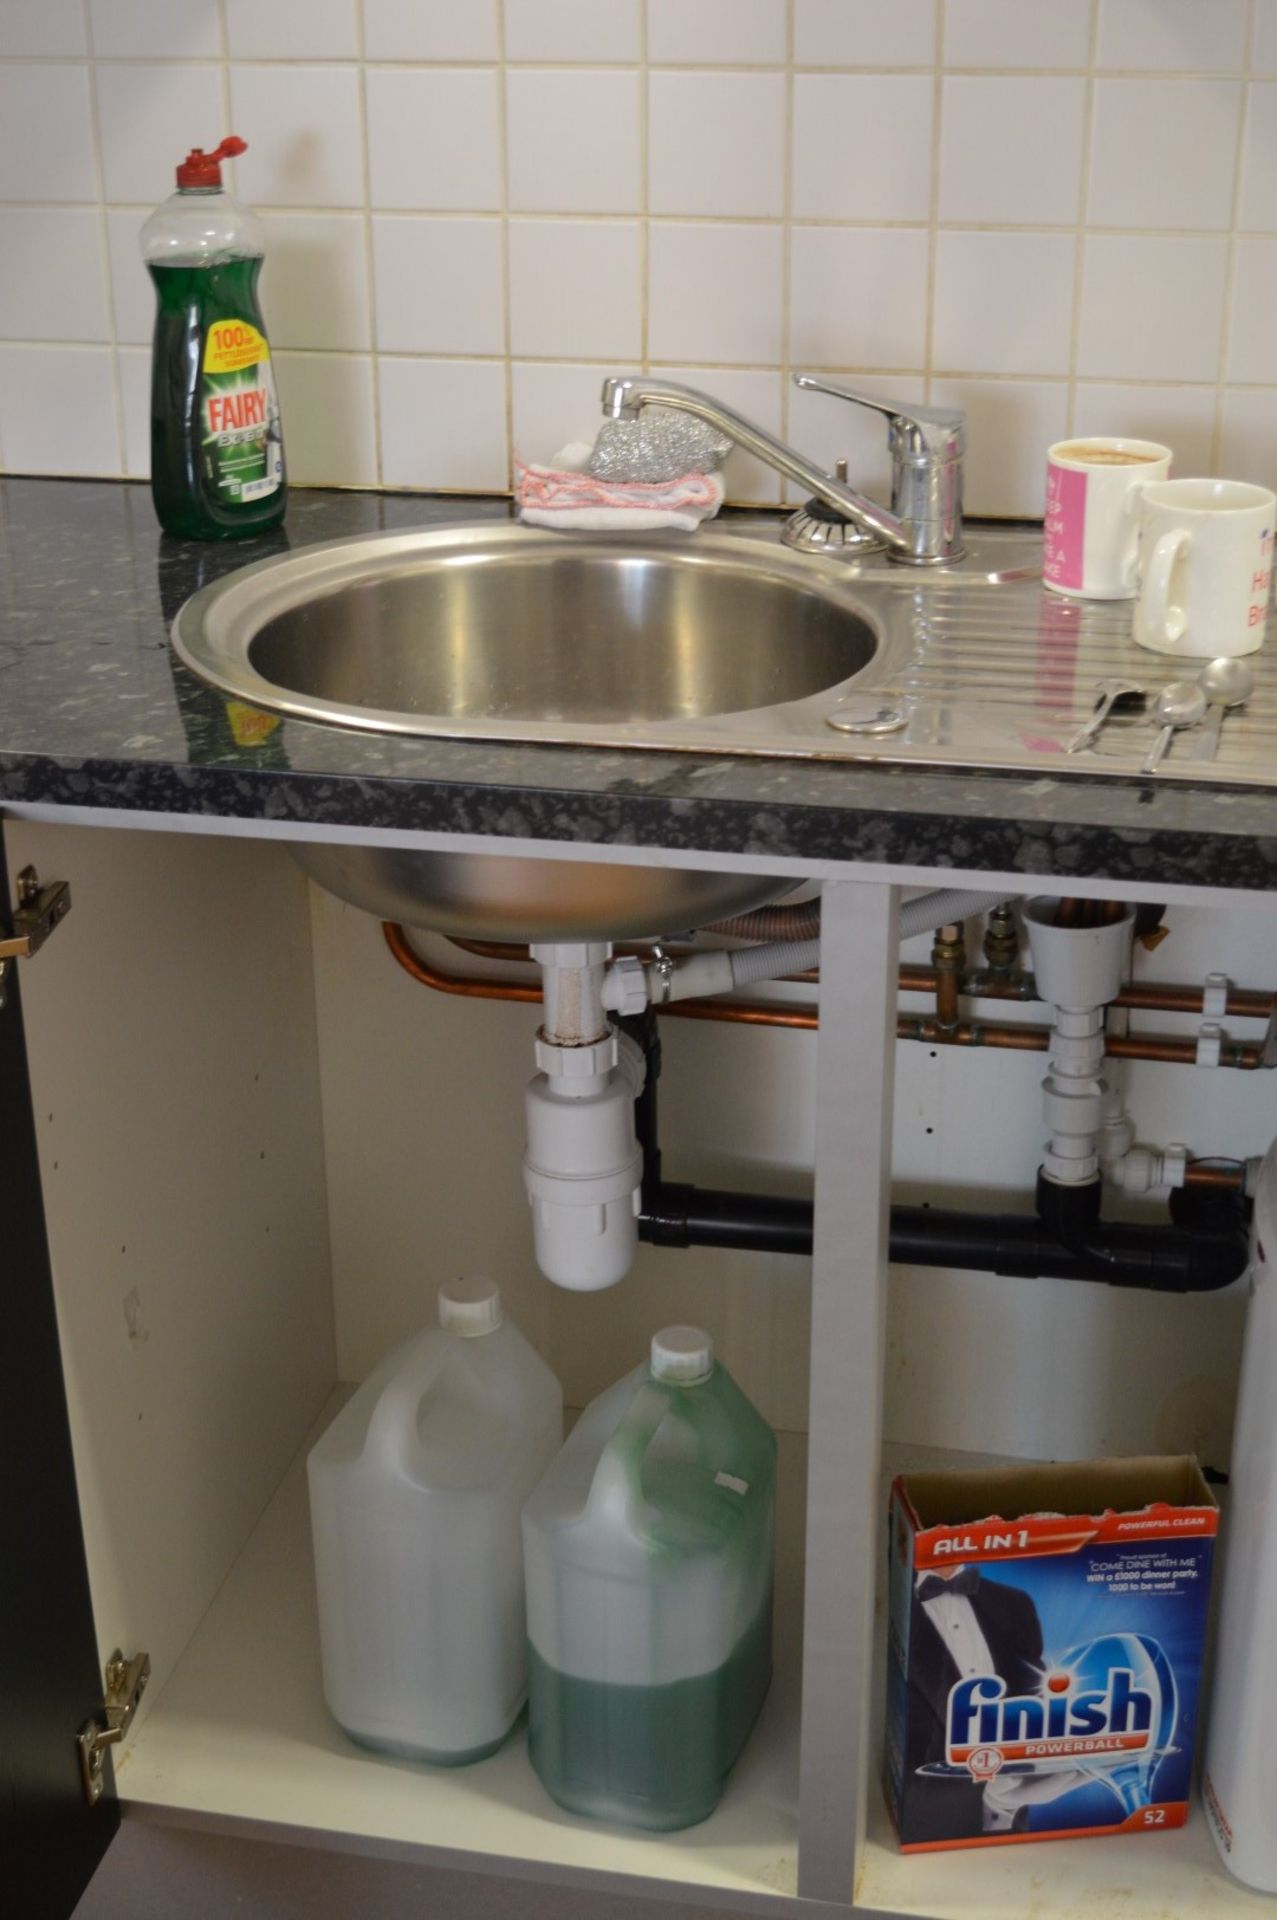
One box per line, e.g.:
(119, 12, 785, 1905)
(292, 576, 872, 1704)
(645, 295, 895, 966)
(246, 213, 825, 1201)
(141, 136, 286, 539)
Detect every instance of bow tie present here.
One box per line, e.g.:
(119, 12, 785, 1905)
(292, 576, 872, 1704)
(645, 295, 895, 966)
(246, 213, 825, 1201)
(918, 1566, 981, 1602)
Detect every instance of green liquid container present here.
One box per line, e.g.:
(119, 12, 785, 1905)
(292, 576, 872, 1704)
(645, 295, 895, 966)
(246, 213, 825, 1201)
(522, 1327, 776, 1830)
(141, 137, 286, 541)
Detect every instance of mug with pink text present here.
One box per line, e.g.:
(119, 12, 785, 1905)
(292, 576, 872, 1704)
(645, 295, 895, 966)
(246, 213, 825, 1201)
(1134, 478, 1275, 659)
(1044, 437, 1172, 600)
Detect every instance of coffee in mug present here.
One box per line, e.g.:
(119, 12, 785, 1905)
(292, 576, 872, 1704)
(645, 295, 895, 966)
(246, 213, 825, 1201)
(1056, 443, 1164, 467)
(1134, 477, 1274, 659)
(1044, 437, 1172, 599)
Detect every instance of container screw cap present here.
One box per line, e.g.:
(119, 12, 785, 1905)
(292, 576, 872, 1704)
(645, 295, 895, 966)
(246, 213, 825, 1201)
(438, 1276, 503, 1337)
(651, 1325, 714, 1384)
(176, 136, 247, 189)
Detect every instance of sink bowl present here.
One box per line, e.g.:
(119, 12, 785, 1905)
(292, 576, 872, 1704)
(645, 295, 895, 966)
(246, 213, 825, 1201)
(290, 841, 796, 943)
(173, 522, 882, 938)
(173, 522, 880, 736)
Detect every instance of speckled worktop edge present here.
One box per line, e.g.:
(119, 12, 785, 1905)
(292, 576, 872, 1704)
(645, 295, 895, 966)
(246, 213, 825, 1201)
(0, 476, 1274, 892)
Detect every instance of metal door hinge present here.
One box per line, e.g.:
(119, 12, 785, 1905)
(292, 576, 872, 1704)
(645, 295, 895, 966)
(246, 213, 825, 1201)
(0, 866, 71, 1011)
(77, 1648, 150, 1806)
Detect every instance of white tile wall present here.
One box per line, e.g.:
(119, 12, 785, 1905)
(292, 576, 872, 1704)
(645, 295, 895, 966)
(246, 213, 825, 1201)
(372, 216, 505, 356)
(1, 0, 1275, 511)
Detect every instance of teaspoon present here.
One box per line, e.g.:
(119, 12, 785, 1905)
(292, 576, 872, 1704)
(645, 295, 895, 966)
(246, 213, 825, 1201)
(1142, 681, 1207, 774)
(1066, 678, 1146, 754)
(1193, 657, 1255, 762)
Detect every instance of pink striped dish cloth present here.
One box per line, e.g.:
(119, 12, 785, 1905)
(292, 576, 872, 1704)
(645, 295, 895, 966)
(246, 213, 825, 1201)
(516, 453, 725, 533)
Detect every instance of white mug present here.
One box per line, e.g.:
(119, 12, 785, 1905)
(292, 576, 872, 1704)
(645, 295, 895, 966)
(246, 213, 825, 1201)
(1134, 478, 1275, 658)
(1044, 437, 1172, 600)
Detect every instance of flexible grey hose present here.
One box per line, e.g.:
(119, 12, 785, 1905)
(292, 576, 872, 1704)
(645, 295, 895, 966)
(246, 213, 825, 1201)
(898, 887, 1013, 941)
(724, 887, 1014, 992)
(706, 901, 822, 941)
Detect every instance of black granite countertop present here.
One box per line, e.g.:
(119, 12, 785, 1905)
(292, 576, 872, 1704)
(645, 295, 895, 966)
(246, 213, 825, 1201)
(1, 476, 1274, 891)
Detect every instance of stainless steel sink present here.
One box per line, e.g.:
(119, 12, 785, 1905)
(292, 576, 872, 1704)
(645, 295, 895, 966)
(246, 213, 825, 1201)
(168, 510, 1277, 936)
(173, 522, 883, 738)
(172, 521, 884, 938)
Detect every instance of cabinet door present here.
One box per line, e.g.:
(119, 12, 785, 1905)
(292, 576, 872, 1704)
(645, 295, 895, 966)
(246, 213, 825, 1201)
(0, 825, 118, 1917)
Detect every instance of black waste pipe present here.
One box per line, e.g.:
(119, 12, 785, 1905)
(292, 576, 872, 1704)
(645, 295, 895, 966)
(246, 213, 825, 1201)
(639, 1187, 1246, 1292)
(643, 1180, 814, 1256)
(621, 1013, 1250, 1295)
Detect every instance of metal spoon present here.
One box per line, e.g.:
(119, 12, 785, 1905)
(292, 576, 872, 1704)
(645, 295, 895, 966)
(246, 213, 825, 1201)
(1193, 657, 1255, 762)
(1067, 678, 1147, 753)
(1142, 681, 1208, 774)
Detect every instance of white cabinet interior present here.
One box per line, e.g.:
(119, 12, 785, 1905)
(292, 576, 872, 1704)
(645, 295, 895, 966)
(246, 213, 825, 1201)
(8, 816, 1277, 1917)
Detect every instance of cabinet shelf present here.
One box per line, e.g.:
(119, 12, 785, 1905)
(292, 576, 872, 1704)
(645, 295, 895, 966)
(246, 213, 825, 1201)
(857, 1790, 1272, 1918)
(117, 1391, 807, 1905)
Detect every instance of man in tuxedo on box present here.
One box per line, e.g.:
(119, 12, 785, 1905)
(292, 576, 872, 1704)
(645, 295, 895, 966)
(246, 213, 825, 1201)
(906, 1562, 1087, 1841)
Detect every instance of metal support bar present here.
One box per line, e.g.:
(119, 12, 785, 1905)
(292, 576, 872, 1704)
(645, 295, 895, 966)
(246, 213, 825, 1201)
(798, 880, 899, 1903)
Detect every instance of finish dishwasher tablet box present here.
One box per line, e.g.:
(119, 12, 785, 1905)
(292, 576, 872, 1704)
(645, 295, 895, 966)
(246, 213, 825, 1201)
(884, 1457, 1218, 1852)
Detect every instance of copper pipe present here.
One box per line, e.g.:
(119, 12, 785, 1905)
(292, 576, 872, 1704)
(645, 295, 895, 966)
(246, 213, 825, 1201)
(385, 928, 1264, 1066)
(665, 997, 817, 1031)
(383, 922, 542, 1003)
(453, 939, 1272, 1023)
(449, 935, 562, 963)
(447, 932, 821, 984)
(1115, 981, 1274, 1018)
(931, 923, 964, 1033)
(900, 961, 1275, 1021)
(1107, 1033, 1263, 1067)
(384, 926, 1255, 1189)
(387, 925, 818, 1027)
(897, 1016, 1047, 1052)
(1184, 1161, 1249, 1191)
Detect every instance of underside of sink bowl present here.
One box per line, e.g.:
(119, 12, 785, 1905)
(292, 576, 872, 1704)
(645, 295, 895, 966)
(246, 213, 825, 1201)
(292, 842, 793, 943)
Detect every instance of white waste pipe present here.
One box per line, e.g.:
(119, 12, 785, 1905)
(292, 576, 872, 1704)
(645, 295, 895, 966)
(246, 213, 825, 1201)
(532, 893, 1016, 1290)
(1023, 899, 1136, 1187)
(613, 887, 1016, 1007)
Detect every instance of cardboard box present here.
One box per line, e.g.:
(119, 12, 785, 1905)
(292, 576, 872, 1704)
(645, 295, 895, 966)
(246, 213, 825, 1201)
(884, 1456, 1218, 1852)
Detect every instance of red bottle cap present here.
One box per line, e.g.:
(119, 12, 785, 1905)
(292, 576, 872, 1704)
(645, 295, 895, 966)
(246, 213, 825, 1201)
(176, 136, 247, 189)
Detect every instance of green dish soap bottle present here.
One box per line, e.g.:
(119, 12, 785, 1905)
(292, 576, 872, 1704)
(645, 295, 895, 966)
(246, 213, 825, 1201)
(141, 136, 286, 540)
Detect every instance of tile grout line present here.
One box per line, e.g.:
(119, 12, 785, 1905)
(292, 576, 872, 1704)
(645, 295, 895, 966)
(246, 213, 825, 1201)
(778, 0, 795, 475)
(1064, 0, 1101, 438)
(639, 0, 650, 375)
(81, 0, 127, 480)
(495, 0, 515, 493)
(354, 0, 384, 490)
(0, 55, 1269, 77)
(1212, 0, 1257, 473)
(6, 195, 1277, 242)
(0, 337, 1256, 392)
(922, 0, 944, 405)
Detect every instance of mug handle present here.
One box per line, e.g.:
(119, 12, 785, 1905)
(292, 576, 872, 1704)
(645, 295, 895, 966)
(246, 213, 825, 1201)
(1139, 528, 1191, 648)
(1120, 480, 1153, 591)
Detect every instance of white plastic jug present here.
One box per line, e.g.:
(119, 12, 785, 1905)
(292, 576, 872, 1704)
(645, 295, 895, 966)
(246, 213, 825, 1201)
(1204, 1136, 1277, 1889)
(522, 1326, 776, 1829)
(308, 1278, 562, 1764)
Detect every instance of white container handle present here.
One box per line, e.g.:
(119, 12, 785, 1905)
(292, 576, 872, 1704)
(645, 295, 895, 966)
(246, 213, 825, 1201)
(363, 1343, 452, 1473)
(584, 1380, 670, 1521)
(1139, 528, 1191, 649)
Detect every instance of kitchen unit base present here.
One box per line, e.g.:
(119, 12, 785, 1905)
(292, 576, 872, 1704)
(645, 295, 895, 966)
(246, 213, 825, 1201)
(115, 1393, 808, 1907)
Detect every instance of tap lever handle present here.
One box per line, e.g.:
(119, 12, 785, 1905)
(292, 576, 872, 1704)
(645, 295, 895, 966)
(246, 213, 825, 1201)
(793, 374, 965, 456)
